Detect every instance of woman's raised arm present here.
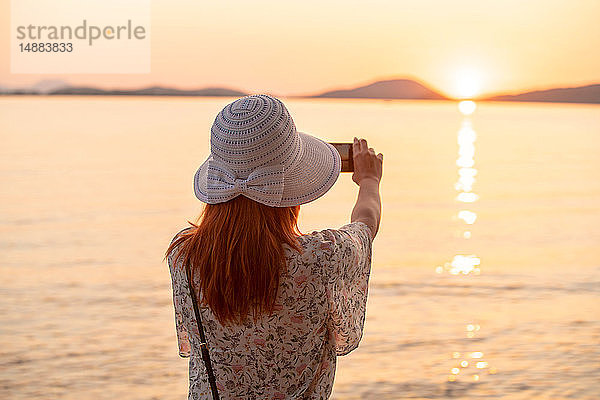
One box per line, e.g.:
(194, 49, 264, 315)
(350, 137, 383, 239)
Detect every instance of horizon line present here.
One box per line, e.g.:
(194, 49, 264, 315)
(2, 76, 599, 101)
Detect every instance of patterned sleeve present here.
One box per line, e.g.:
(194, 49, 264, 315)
(319, 221, 373, 356)
(167, 229, 192, 358)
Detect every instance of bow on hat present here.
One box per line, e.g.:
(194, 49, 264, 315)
(204, 158, 285, 207)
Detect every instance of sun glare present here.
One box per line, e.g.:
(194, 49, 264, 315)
(454, 68, 483, 99)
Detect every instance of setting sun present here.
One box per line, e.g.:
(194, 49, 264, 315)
(453, 68, 484, 99)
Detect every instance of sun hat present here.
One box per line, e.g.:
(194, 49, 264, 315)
(194, 94, 341, 207)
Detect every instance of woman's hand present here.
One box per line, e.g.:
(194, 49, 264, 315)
(352, 137, 383, 186)
(350, 137, 383, 239)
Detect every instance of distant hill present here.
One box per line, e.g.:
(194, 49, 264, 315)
(2, 79, 599, 104)
(49, 86, 108, 95)
(485, 84, 600, 104)
(31, 79, 70, 94)
(0, 79, 69, 94)
(48, 85, 246, 97)
(311, 79, 447, 100)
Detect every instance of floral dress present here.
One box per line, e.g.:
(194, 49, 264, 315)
(167, 221, 373, 399)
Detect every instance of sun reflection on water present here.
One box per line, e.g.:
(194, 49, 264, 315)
(437, 109, 480, 276)
(455, 167, 477, 192)
(457, 210, 477, 225)
(452, 254, 480, 275)
(458, 100, 477, 116)
(456, 120, 476, 168)
(456, 192, 479, 202)
(441, 102, 496, 383)
(447, 325, 496, 382)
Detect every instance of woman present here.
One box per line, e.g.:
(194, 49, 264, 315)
(166, 95, 383, 399)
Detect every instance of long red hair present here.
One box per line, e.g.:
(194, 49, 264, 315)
(166, 195, 301, 326)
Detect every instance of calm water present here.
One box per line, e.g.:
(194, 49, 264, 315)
(1, 97, 599, 399)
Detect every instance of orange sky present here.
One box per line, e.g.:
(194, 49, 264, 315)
(1, 0, 599, 98)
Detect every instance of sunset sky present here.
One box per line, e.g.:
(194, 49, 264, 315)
(1, 0, 599, 98)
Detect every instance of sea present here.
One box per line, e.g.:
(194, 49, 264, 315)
(0, 97, 598, 399)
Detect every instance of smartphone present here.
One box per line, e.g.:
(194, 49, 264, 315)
(330, 143, 354, 173)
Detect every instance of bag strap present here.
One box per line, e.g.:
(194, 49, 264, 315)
(184, 264, 220, 400)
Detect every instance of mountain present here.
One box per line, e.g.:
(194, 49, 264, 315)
(0, 81, 247, 97)
(485, 84, 600, 104)
(49, 86, 109, 95)
(3, 79, 599, 104)
(123, 86, 246, 97)
(311, 79, 447, 100)
(48, 85, 246, 97)
(0, 84, 12, 94)
(31, 79, 69, 94)
(0, 79, 69, 94)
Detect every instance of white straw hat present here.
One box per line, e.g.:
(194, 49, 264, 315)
(194, 94, 341, 207)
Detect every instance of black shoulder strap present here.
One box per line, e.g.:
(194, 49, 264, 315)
(184, 264, 220, 400)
